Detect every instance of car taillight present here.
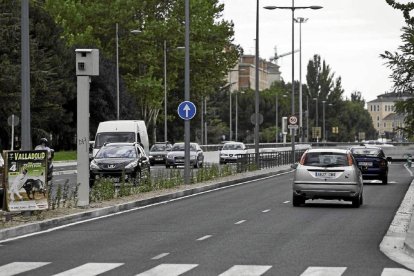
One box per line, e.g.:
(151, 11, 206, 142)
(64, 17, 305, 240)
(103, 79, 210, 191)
(380, 160, 387, 167)
(299, 153, 307, 165)
(347, 154, 353, 166)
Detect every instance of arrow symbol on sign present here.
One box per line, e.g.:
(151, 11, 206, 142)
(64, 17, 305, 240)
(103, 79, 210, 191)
(183, 104, 191, 117)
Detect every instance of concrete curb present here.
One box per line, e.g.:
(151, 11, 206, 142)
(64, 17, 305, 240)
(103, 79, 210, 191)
(380, 166, 414, 270)
(0, 166, 292, 241)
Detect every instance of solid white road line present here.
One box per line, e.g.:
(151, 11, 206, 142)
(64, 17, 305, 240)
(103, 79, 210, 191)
(197, 235, 212, 241)
(0, 262, 50, 276)
(235, 220, 246, 225)
(135, 264, 198, 276)
(52, 263, 124, 276)
(218, 265, 272, 276)
(151, 253, 170, 260)
(300, 266, 347, 276)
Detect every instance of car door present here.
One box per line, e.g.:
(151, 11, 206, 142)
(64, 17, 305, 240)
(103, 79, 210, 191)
(136, 144, 150, 175)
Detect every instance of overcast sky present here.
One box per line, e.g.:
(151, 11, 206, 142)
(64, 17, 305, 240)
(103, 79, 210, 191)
(219, 0, 407, 102)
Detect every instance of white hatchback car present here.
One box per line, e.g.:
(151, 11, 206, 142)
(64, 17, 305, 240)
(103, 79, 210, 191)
(292, 148, 363, 208)
(219, 142, 247, 164)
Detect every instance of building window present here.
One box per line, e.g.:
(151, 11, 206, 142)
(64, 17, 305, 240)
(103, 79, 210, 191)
(377, 105, 380, 111)
(370, 105, 372, 112)
(377, 116, 380, 121)
(377, 123, 380, 127)
(384, 122, 386, 127)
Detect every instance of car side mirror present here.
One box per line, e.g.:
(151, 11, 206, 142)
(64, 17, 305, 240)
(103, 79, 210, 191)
(386, 157, 392, 162)
(291, 163, 298, 169)
(50, 149, 55, 159)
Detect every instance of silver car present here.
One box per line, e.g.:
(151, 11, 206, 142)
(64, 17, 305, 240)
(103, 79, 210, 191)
(165, 142, 204, 168)
(219, 142, 247, 164)
(292, 148, 363, 208)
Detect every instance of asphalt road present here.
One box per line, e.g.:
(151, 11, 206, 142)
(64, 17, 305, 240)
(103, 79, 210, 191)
(0, 163, 412, 275)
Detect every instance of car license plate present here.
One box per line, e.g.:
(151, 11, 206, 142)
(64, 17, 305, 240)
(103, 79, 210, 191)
(359, 162, 372, 166)
(315, 172, 336, 178)
(155, 157, 163, 161)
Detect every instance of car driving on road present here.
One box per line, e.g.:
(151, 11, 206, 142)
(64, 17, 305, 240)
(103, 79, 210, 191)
(350, 146, 391, 184)
(292, 148, 363, 208)
(148, 142, 172, 166)
(165, 142, 204, 168)
(219, 141, 247, 164)
(89, 142, 150, 186)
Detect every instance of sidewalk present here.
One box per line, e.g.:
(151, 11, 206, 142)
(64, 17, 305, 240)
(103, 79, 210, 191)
(0, 165, 292, 241)
(380, 164, 414, 270)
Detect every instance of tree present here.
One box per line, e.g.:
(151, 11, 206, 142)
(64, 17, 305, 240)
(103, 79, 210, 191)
(44, 0, 241, 144)
(0, 1, 77, 150)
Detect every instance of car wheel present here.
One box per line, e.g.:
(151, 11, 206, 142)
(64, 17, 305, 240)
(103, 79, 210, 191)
(359, 193, 363, 206)
(166, 164, 170, 169)
(292, 194, 305, 207)
(381, 174, 388, 185)
(352, 195, 361, 208)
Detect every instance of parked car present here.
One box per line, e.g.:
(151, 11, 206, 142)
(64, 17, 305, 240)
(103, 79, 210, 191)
(89, 142, 150, 186)
(361, 140, 394, 148)
(219, 142, 247, 164)
(165, 142, 204, 168)
(292, 148, 363, 208)
(350, 146, 391, 184)
(149, 142, 173, 166)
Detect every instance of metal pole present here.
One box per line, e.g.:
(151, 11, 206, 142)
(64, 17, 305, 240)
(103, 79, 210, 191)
(204, 98, 207, 144)
(229, 75, 232, 141)
(322, 100, 326, 142)
(291, 0, 296, 161)
(184, 0, 190, 184)
(254, 0, 260, 166)
(315, 97, 319, 128)
(296, 18, 307, 142)
(116, 23, 120, 120)
(276, 93, 279, 143)
(235, 91, 238, 141)
(164, 40, 167, 142)
(21, 0, 31, 150)
(306, 95, 309, 142)
(201, 96, 204, 145)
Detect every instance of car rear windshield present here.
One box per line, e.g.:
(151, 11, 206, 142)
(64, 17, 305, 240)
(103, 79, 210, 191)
(303, 152, 349, 167)
(172, 144, 197, 151)
(96, 145, 137, 159)
(351, 148, 380, 156)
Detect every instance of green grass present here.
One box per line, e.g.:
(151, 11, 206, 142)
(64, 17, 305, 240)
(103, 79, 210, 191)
(54, 151, 76, 161)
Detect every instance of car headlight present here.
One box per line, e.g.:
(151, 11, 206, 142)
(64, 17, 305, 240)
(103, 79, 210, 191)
(125, 160, 138, 169)
(220, 153, 227, 157)
(90, 160, 100, 170)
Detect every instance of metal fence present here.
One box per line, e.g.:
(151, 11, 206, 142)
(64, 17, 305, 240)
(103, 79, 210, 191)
(236, 149, 307, 173)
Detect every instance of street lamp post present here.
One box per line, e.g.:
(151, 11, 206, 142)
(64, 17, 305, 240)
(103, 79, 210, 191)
(295, 17, 308, 142)
(163, 40, 167, 142)
(264, 2, 322, 162)
(116, 23, 120, 120)
(322, 100, 326, 142)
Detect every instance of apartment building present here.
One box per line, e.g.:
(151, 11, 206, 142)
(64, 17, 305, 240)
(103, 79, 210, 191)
(227, 55, 282, 92)
(367, 92, 410, 140)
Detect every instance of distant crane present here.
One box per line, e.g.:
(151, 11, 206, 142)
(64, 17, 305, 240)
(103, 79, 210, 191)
(270, 47, 300, 64)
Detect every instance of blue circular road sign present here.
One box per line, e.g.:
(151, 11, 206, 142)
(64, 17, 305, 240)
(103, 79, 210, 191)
(177, 101, 197, 120)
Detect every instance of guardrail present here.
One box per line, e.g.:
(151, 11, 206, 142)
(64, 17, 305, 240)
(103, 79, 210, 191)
(236, 149, 307, 173)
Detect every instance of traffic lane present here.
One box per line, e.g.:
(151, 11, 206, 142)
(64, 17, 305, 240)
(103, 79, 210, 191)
(0, 170, 296, 270)
(0, 164, 410, 275)
(165, 163, 412, 276)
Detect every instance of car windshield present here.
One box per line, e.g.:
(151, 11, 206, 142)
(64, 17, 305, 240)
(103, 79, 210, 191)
(95, 132, 135, 148)
(223, 144, 243, 150)
(303, 152, 349, 167)
(171, 144, 196, 151)
(351, 148, 381, 157)
(151, 144, 166, 151)
(96, 145, 136, 159)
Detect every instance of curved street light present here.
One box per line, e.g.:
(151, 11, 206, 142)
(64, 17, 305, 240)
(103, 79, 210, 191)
(264, 2, 323, 161)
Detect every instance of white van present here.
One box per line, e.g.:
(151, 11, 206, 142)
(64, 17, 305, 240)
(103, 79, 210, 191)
(93, 120, 149, 157)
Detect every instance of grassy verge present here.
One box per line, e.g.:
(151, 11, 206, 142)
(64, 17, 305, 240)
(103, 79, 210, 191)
(54, 151, 76, 161)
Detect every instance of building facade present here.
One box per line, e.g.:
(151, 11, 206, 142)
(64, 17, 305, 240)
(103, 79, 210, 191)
(227, 55, 282, 92)
(367, 92, 410, 141)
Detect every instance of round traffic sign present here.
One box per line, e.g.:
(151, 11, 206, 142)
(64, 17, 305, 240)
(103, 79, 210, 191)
(289, 115, 298, 125)
(7, 114, 19, 126)
(177, 101, 197, 120)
